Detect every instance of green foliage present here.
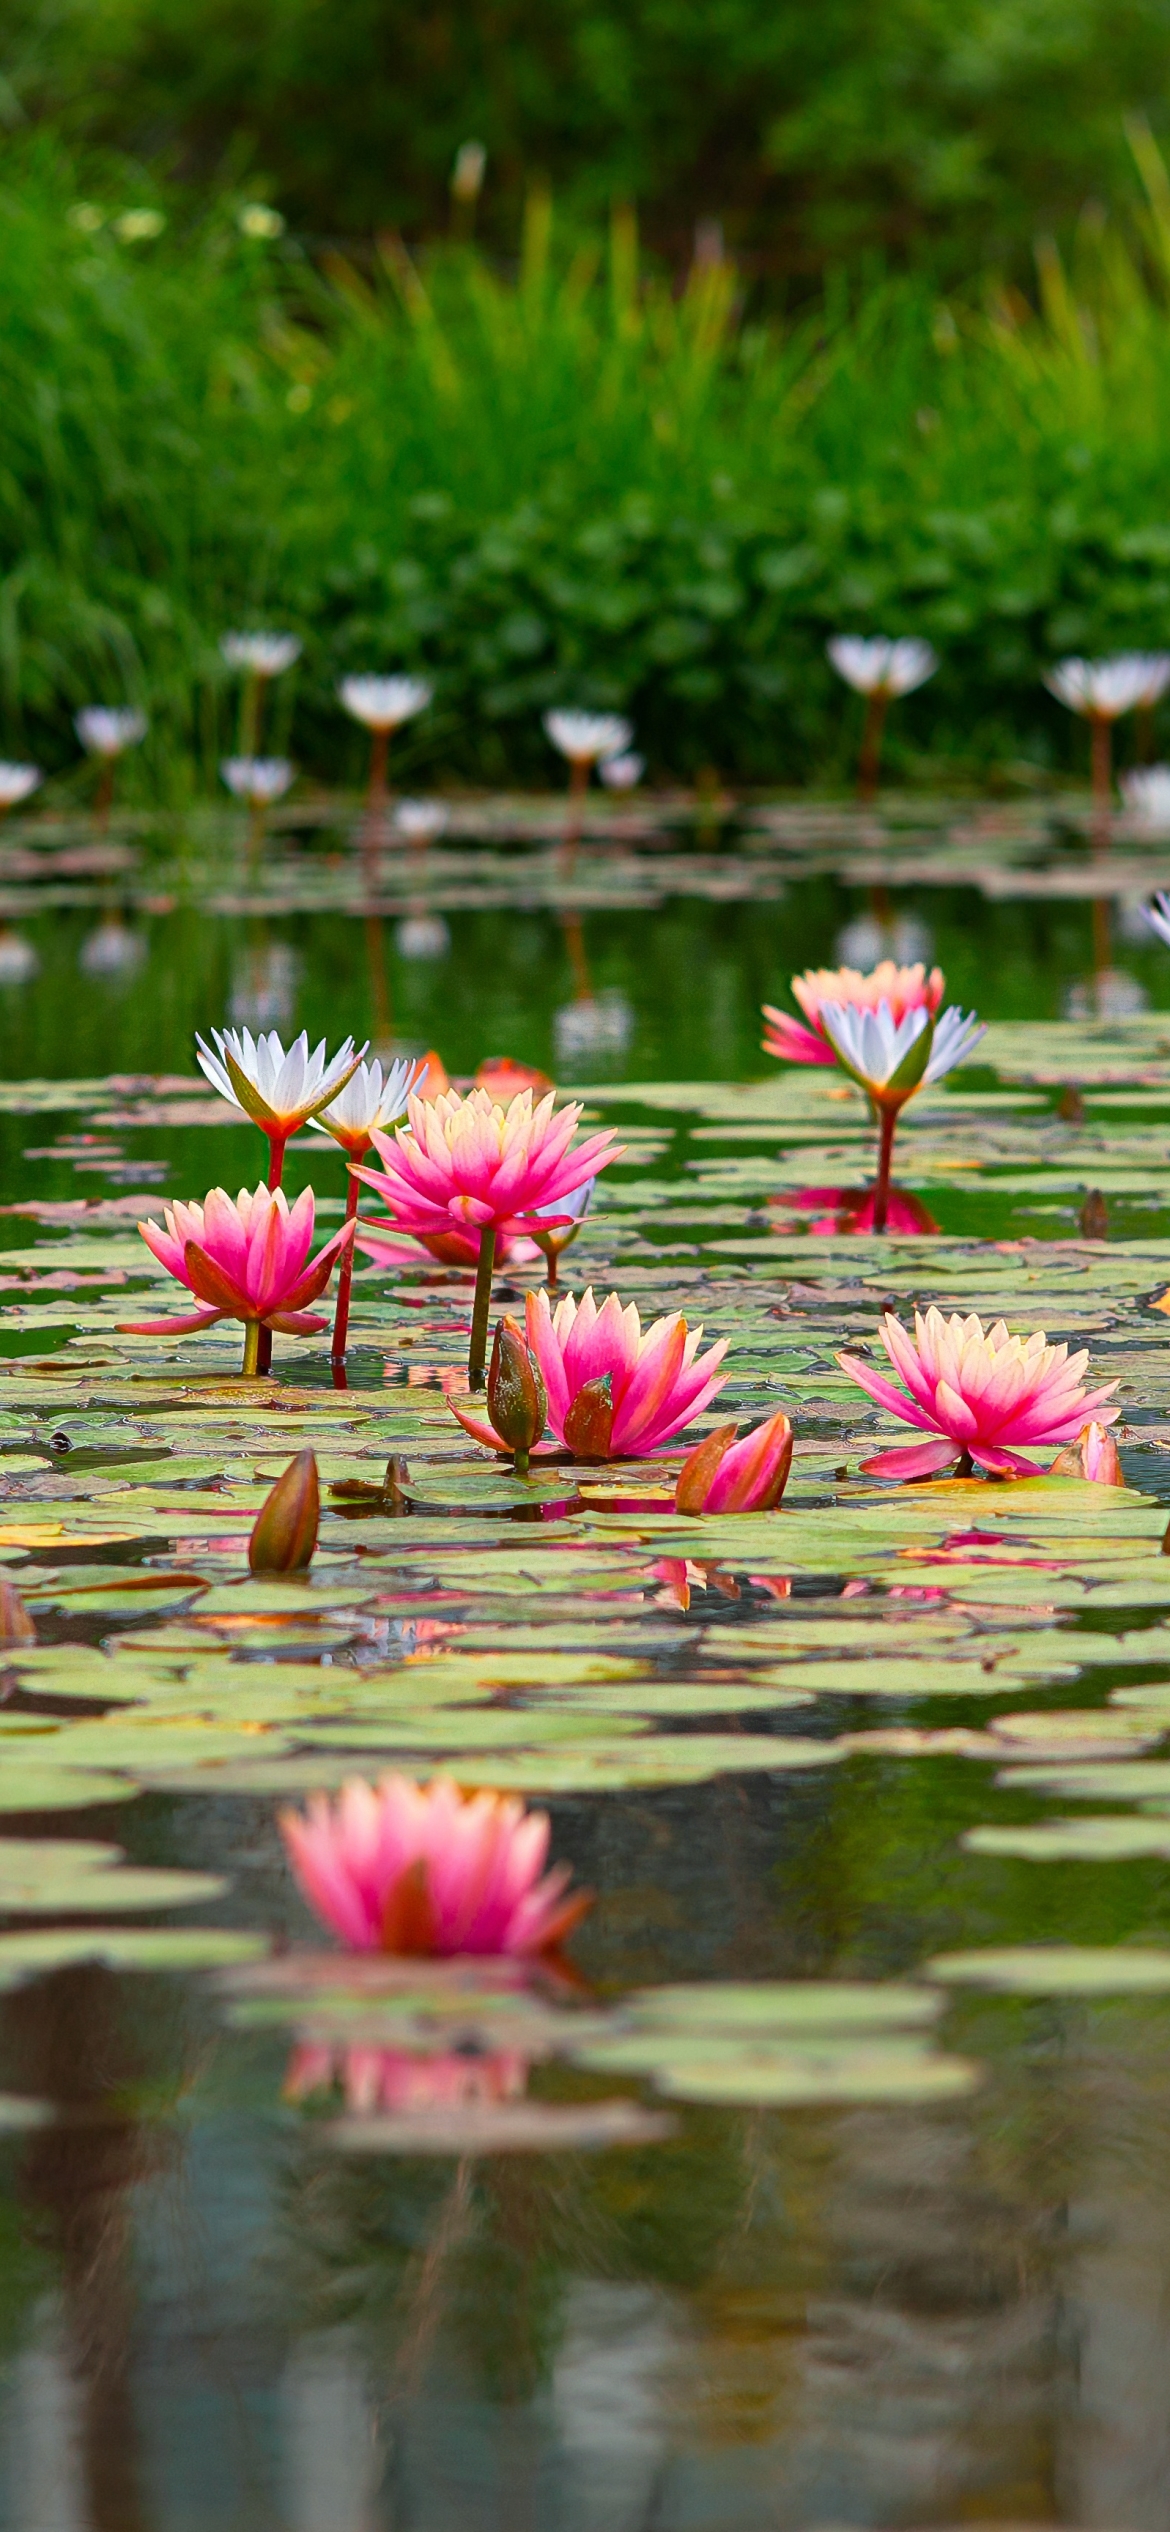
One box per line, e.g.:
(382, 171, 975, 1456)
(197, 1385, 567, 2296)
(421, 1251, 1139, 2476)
(11, 142, 1170, 784)
(5, 0, 1170, 283)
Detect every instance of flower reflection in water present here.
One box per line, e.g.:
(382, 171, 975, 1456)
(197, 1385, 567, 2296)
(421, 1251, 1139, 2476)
(286, 2041, 528, 2116)
(769, 1184, 939, 1237)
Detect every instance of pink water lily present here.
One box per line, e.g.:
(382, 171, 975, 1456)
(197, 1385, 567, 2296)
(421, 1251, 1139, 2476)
(280, 1774, 590, 1957)
(452, 1286, 728, 1458)
(762, 960, 944, 1068)
(674, 1410, 794, 1513)
(1049, 1420, 1124, 1484)
(120, 1183, 354, 1375)
(837, 1307, 1120, 1481)
(353, 1086, 622, 1385)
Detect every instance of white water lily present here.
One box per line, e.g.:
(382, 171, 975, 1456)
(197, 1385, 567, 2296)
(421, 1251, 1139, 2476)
(221, 633, 301, 677)
(340, 676, 432, 731)
(1044, 654, 1168, 719)
(220, 757, 294, 805)
(308, 1055, 422, 1155)
(75, 708, 147, 758)
(1122, 767, 1170, 825)
(544, 709, 634, 765)
(827, 637, 937, 698)
(393, 798, 449, 841)
(818, 997, 985, 1105)
(0, 765, 42, 808)
(195, 1026, 367, 1136)
(599, 751, 645, 790)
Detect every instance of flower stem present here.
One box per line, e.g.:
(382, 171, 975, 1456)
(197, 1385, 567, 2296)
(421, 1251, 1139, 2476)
(367, 725, 389, 810)
(514, 1444, 530, 1476)
(468, 1225, 497, 1389)
(871, 1104, 898, 1233)
(256, 1132, 289, 1374)
(331, 1166, 364, 1363)
(857, 690, 889, 803)
(242, 1319, 261, 1377)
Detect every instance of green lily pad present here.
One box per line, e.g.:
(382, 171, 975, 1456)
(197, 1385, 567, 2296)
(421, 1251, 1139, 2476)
(928, 1945, 1170, 1992)
(0, 1927, 267, 1986)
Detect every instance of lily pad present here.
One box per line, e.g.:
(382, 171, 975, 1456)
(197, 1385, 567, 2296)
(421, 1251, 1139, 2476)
(928, 1946, 1170, 1993)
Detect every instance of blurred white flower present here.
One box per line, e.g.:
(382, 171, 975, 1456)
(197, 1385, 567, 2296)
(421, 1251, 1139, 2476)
(238, 204, 286, 240)
(111, 209, 165, 242)
(80, 920, 145, 977)
(308, 1055, 422, 1153)
(451, 141, 487, 203)
(827, 637, 938, 699)
(221, 633, 301, 677)
(0, 930, 38, 982)
(340, 676, 433, 731)
(1121, 766, 1170, 826)
(0, 765, 42, 809)
(1044, 655, 1164, 719)
(220, 757, 295, 805)
(554, 990, 634, 1064)
(75, 709, 147, 758)
(195, 1027, 366, 1133)
(393, 798, 449, 842)
(544, 710, 634, 766)
(1143, 891, 1170, 950)
(599, 751, 644, 790)
(395, 915, 450, 960)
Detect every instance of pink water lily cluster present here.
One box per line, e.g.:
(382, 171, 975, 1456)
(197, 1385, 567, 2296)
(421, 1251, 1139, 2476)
(280, 1774, 590, 1957)
(838, 1307, 1120, 1480)
(452, 1285, 728, 1458)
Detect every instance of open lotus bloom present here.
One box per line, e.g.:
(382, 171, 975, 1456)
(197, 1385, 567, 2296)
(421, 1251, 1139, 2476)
(220, 757, 294, 805)
(817, 998, 986, 1110)
(195, 1026, 366, 1139)
(827, 636, 937, 698)
(1143, 891, 1170, 951)
(280, 1774, 591, 1956)
(674, 1410, 794, 1513)
(543, 709, 634, 766)
(0, 765, 42, 809)
(352, 1086, 621, 1244)
(75, 707, 147, 757)
(453, 1286, 728, 1457)
(220, 632, 301, 676)
(339, 674, 432, 730)
(393, 798, 449, 840)
(837, 1307, 1120, 1480)
(285, 2041, 528, 2114)
(1044, 655, 1165, 718)
(120, 1182, 355, 1347)
(1122, 768, 1170, 824)
(1049, 1420, 1124, 1484)
(763, 960, 944, 1068)
(307, 1054, 421, 1156)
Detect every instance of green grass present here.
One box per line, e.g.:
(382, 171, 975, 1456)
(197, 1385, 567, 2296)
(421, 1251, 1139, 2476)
(10, 139, 1170, 792)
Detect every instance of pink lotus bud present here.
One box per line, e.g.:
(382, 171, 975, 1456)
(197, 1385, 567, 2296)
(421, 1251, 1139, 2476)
(563, 1372, 615, 1458)
(486, 1316, 547, 1471)
(0, 1579, 35, 1645)
(1049, 1419, 1124, 1484)
(249, 1450, 319, 1571)
(674, 1410, 794, 1513)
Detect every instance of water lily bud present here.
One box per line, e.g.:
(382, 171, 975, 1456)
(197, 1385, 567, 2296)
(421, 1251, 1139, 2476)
(0, 1580, 35, 1645)
(674, 1411, 794, 1514)
(249, 1449, 319, 1571)
(563, 1371, 615, 1459)
(1050, 1420, 1124, 1485)
(487, 1317, 547, 1471)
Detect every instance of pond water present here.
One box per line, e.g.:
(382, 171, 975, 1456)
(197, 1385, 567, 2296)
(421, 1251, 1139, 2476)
(0, 800, 1169, 2528)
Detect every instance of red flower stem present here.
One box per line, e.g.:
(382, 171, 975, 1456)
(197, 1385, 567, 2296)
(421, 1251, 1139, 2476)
(330, 1163, 365, 1363)
(468, 1224, 498, 1390)
(255, 1130, 289, 1374)
(871, 1105, 898, 1233)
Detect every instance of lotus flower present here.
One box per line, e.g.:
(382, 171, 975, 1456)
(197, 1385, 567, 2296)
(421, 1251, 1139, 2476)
(763, 961, 944, 1068)
(340, 676, 432, 731)
(452, 1287, 727, 1458)
(1045, 654, 1168, 718)
(221, 633, 301, 677)
(286, 2041, 527, 2113)
(544, 710, 633, 767)
(354, 1087, 622, 1384)
(0, 765, 41, 811)
(674, 1410, 793, 1512)
(75, 708, 147, 758)
(120, 1182, 355, 1375)
(195, 1027, 366, 1163)
(220, 757, 294, 805)
(1049, 1419, 1124, 1484)
(837, 1307, 1120, 1480)
(279, 1774, 590, 1956)
(827, 637, 937, 699)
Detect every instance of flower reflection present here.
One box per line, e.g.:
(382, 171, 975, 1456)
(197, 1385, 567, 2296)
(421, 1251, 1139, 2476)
(769, 1184, 939, 1236)
(285, 2041, 528, 2115)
